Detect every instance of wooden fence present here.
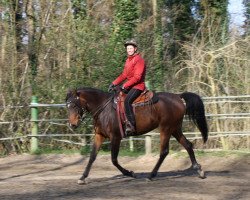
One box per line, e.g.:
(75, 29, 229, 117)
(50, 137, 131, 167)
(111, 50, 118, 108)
(0, 95, 250, 153)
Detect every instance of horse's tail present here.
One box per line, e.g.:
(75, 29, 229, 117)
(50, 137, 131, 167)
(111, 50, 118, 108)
(180, 92, 208, 143)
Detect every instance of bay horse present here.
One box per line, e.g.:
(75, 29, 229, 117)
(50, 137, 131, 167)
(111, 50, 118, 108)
(65, 87, 208, 184)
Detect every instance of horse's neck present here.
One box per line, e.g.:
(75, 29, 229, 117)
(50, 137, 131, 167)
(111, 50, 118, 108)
(84, 91, 110, 111)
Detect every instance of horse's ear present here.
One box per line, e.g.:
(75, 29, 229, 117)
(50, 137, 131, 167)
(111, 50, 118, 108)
(72, 89, 77, 97)
(66, 89, 72, 101)
(66, 89, 78, 101)
(72, 89, 81, 98)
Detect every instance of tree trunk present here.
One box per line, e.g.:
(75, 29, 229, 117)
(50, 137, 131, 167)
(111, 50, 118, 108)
(27, 0, 38, 95)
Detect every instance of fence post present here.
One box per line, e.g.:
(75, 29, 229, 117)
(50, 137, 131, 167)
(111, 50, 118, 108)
(129, 136, 134, 152)
(145, 135, 152, 155)
(146, 81, 150, 90)
(30, 96, 38, 153)
(145, 81, 152, 155)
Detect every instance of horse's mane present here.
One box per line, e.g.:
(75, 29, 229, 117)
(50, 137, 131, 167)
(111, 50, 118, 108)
(76, 87, 115, 126)
(78, 87, 111, 98)
(66, 87, 109, 102)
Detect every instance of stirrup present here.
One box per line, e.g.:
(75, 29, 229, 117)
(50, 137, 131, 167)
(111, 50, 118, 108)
(125, 129, 135, 137)
(125, 121, 136, 137)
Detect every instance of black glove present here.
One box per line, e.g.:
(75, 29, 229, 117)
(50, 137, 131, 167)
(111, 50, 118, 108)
(108, 83, 115, 92)
(121, 86, 129, 94)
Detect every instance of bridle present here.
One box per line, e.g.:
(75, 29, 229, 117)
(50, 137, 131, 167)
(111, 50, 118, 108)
(66, 95, 114, 122)
(66, 96, 88, 122)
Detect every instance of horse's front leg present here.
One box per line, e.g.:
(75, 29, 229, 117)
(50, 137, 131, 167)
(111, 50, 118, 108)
(111, 137, 136, 178)
(78, 133, 104, 185)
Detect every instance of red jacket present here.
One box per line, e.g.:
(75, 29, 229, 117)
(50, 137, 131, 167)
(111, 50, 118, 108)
(112, 53, 146, 91)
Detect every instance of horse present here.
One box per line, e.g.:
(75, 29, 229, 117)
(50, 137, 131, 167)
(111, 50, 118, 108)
(65, 87, 208, 184)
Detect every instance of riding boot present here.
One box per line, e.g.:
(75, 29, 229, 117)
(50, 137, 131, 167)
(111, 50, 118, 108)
(125, 121, 136, 137)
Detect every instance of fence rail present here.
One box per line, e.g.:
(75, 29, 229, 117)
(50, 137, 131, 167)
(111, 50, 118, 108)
(1, 95, 250, 110)
(0, 95, 250, 153)
(1, 131, 249, 141)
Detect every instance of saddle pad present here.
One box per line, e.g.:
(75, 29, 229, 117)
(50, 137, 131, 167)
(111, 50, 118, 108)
(118, 90, 156, 106)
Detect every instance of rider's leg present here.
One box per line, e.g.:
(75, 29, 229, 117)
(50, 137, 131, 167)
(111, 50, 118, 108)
(124, 88, 142, 136)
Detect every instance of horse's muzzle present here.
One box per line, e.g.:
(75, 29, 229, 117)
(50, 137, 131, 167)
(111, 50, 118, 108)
(69, 123, 78, 129)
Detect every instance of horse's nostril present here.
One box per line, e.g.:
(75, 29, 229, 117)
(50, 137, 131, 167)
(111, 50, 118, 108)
(70, 124, 78, 129)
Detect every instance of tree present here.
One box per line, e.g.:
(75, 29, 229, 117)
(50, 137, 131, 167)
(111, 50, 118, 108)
(102, 0, 139, 88)
(151, 0, 164, 90)
(26, 0, 39, 95)
(243, 0, 250, 35)
(198, 0, 229, 44)
(162, 0, 198, 91)
(166, 0, 196, 56)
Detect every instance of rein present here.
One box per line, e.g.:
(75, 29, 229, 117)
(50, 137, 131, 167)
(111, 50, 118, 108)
(91, 95, 113, 119)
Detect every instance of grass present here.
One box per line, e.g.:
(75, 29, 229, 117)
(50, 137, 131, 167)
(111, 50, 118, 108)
(30, 147, 145, 157)
(31, 148, 81, 155)
(26, 146, 250, 158)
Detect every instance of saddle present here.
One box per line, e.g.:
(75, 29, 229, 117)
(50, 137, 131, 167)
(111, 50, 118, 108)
(114, 90, 158, 137)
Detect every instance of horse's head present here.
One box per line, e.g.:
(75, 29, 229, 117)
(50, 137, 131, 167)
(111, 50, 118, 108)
(65, 89, 88, 128)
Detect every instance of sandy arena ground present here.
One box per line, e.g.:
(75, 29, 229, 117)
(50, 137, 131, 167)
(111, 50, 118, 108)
(0, 152, 249, 200)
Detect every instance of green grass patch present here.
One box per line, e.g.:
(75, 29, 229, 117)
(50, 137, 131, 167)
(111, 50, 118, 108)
(29, 147, 250, 158)
(31, 148, 80, 155)
(96, 149, 145, 157)
(115, 149, 145, 157)
(30, 146, 145, 157)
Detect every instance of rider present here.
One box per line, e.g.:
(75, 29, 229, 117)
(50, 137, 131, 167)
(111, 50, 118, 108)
(108, 39, 146, 137)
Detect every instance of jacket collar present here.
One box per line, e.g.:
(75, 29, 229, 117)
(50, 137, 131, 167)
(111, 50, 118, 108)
(127, 53, 138, 60)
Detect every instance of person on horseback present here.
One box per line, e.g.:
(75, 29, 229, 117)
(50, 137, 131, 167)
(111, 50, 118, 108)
(108, 39, 146, 137)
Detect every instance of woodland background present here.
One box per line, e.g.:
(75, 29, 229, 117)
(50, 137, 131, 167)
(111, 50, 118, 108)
(0, 0, 249, 154)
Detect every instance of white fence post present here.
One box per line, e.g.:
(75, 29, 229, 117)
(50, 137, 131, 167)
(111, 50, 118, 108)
(145, 135, 152, 155)
(129, 136, 134, 152)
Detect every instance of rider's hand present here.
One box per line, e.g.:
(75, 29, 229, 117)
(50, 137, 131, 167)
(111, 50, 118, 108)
(108, 83, 115, 92)
(121, 86, 129, 94)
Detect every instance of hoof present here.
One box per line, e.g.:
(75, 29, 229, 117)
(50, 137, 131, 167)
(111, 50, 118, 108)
(77, 179, 86, 185)
(123, 170, 136, 178)
(130, 171, 136, 178)
(198, 170, 206, 179)
(146, 178, 153, 182)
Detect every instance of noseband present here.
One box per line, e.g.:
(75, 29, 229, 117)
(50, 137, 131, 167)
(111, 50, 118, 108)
(66, 97, 88, 121)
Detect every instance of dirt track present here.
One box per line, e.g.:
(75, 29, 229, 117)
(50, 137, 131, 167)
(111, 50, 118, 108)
(0, 153, 249, 200)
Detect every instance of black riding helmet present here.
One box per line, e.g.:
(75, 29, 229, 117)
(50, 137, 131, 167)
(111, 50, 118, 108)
(124, 39, 138, 48)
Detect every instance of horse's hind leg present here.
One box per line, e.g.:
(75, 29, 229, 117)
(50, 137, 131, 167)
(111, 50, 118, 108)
(78, 134, 104, 185)
(173, 130, 206, 178)
(148, 130, 171, 180)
